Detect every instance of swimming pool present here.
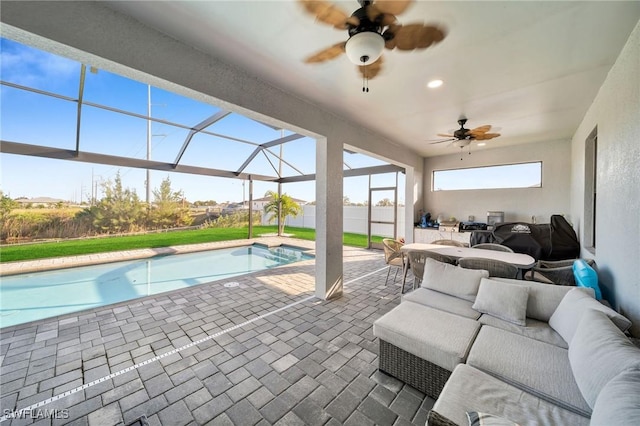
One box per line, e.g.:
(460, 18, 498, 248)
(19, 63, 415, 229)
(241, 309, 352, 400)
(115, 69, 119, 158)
(0, 244, 313, 328)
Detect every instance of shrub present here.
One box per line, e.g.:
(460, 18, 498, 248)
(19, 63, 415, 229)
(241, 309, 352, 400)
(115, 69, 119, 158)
(201, 211, 261, 229)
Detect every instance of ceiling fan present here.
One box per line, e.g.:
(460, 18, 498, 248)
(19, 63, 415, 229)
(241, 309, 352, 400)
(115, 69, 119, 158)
(430, 118, 501, 145)
(298, 0, 446, 92)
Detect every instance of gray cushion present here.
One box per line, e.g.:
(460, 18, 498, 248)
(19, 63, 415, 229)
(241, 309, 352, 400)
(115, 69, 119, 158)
(493, 277, 589, 322)
(479, 314, 568, 348)
(568, 309, 640, 408)
(472, 278, 529, 326)
(433, 364, 590, 426)
(467, 412, 517, 426)
(549, 288, 632, 343)
(373, 301, 480, 371)
(401, 288, 481, 319)
(422, 258, 489, 302)
(467, 325, 591, 416)
(591, 368, 640, 426)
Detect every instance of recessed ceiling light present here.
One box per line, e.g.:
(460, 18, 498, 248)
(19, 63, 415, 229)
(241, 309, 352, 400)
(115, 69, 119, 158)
(477, 142, 487, 147)
(427, 79, 443, 89)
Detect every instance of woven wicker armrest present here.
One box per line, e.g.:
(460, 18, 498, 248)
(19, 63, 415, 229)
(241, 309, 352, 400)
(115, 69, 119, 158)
(528, 266, 575, 286)
(426, 410, 458, 426)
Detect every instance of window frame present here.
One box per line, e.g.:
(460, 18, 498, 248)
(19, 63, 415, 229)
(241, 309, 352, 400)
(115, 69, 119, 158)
(431, 161, 543, 192)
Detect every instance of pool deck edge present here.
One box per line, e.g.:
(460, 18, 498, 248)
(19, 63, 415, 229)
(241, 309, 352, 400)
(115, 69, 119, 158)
(0, 236, 316, 276)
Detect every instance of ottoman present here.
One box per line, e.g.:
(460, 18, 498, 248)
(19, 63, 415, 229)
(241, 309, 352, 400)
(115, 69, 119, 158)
(373, 301, 481, 398)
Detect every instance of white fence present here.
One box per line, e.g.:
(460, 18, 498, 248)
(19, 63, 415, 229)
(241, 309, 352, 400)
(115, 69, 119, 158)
(262, 205, 406, 238)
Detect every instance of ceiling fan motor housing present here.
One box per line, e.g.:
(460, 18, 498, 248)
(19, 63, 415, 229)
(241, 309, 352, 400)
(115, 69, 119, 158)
(454, 118, 472, 139)
(348, 7, 382, 37)
(454, 128, 472, 140)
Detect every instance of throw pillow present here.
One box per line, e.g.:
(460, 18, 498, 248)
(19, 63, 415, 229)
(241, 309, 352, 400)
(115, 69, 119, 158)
(493, 277, 579, 322)
(422, 258, 489, 302)
(569, 309, 640, 408)
(573, 259, 602, 300)
(591, 368, 640, 425)
(549, 287, 632, 344)
(467, 411, 520, 426)
(472, 278, 529, 326)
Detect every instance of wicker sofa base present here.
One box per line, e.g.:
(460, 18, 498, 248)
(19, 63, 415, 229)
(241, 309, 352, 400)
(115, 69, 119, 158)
(379, 340, 452, 399)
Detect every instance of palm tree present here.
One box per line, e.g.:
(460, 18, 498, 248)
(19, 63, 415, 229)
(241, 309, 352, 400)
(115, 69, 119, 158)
(263, 190, 302, 236)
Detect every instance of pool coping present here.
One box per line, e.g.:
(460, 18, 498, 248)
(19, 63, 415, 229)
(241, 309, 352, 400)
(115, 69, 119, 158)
(0, 236, 316, 277)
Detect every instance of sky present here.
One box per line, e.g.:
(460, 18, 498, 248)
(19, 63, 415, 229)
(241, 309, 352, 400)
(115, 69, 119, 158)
(1, 37, 404, 206)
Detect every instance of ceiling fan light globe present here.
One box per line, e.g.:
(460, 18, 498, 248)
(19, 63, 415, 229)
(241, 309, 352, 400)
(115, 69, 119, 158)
(345, 31, 384, 65)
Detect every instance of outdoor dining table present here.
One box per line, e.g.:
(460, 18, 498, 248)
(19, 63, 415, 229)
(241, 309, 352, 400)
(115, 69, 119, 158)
(399, 243, 536, 269)
(399, 243, 536, 284)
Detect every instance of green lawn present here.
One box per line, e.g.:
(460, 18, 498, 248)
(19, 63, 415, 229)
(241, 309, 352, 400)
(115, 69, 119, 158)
(0, 226, 384, 263)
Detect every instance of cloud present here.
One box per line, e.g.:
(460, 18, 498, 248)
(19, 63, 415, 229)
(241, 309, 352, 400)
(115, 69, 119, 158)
(1, 38, 78, 89)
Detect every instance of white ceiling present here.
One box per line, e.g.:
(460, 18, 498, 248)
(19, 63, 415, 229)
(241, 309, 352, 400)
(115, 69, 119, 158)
(106, 1, 640, 157)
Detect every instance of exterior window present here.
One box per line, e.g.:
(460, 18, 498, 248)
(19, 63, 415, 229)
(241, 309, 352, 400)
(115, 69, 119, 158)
(432, 162, 542, 191)
(584, 128, 597, 251)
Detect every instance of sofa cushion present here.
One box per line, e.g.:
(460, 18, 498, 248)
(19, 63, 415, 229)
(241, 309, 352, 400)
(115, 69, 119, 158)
(472, 278, 529, 326)
(373, 301, 481, 371)
(494, 277, 589, 322)
(422, 258, 489, 302)
(569, 309, 640, 408)
(432, 364, 590, 426)
(549, 288, 632, 343)
(478, 314, 568, 348)
(590, 368, 640, 426)
(467, 325, 591, 416)
(401, 288, 481, 319)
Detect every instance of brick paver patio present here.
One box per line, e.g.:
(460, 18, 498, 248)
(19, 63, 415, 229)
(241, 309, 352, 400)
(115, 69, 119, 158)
(0, 239, 435, 425)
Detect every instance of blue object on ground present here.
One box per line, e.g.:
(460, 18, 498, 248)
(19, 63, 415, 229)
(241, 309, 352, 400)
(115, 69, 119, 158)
(573, 259, 602, 300)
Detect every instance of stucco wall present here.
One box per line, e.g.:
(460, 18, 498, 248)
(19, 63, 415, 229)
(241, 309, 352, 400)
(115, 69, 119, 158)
(570, 20, 640, 335)
(423, 139, 572, 225)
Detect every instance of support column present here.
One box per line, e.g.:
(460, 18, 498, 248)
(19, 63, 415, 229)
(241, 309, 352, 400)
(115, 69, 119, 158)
(404, 166, 421, 243)
(315, 136, 343, 300)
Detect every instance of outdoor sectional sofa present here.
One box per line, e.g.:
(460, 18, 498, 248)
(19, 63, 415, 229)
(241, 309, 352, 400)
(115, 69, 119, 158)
(373, 258, 640, 425)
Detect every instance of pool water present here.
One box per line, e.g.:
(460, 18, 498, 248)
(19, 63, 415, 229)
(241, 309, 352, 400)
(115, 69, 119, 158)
(0, 244, 312, 328)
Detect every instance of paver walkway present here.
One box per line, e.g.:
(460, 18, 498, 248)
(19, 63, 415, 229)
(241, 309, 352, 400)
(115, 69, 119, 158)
(0, 239, 434, 425)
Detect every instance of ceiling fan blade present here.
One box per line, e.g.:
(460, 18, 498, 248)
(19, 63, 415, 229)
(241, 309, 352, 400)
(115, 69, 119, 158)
(392, 23, 446, 51)
(437, 133, 454, 138)
(475, 133, 501, 140)
(304, 42, 347, 63)
(358, 55, 384, 79)
(373, 0, 413, 16)
(298, 0, 358, 29)
(468, 125, 492, 135)
(366, 5, 397, 27)
(429, 138, 455, 145)
(382, 23, 401, 49)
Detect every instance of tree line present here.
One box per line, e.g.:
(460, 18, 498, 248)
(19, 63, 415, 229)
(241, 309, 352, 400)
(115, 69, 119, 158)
(1, 173, 192, 241)
(1, 175, 305, 242)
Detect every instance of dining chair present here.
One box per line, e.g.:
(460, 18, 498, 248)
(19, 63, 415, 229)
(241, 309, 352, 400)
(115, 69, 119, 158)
(431, 239, 467, 247)
(405, 250, 457, 293)
(471, 243, 514, 252)
(458, 257, 519, 279)
(382, 238, 405, 286)
(525, 259, 597, 286)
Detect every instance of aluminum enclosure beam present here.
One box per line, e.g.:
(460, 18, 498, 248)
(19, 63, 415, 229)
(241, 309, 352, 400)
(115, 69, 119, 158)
(173, 110, 231, 166)
(1, 141, 276, 182)
(2, 141, 403, 185)
(279, 164, 404, 183)
(235, 133, 305, 176)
